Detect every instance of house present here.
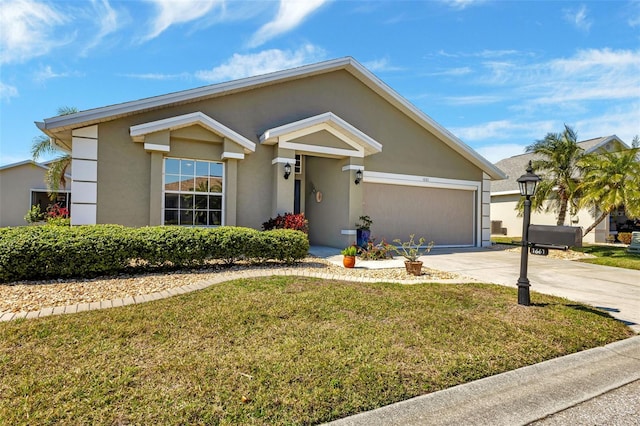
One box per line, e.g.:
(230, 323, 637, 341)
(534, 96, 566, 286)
(0, 160, 71, 227)
(35, 57, 505, 248)
(491, 136, 631, 244)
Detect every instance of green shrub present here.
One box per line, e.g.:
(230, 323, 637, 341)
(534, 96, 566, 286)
(0, 225, 309, 283)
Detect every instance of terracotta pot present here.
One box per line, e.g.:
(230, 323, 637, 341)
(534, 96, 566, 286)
(404, 261, 423, 276)
(343, 255, 356, 268)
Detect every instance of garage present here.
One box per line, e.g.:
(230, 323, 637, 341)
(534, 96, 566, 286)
(363, 181, 476, 247)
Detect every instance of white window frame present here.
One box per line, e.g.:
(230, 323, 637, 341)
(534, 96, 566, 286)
(162, 157, 225, 227)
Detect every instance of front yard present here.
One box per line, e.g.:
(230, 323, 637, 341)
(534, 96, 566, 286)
(0, 276, 632, 425)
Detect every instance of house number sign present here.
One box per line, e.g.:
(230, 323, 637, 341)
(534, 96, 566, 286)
(530, 246, 549, 256)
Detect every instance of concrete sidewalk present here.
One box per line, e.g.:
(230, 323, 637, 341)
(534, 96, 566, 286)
(326, 336, 640, 426)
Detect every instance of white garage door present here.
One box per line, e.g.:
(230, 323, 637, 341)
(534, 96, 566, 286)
(363, 183, 475, 246)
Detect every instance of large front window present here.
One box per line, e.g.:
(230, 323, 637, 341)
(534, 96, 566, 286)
(163, 158, 223, 226)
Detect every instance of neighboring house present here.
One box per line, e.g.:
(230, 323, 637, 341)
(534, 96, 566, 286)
(35, 57, 505, 248)
(0, 160, 72, 227)
(491, 136, 631, 244)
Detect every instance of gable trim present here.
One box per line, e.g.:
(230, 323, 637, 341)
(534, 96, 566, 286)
(130, 112, 256, 153)
(260, 112, 382, 158)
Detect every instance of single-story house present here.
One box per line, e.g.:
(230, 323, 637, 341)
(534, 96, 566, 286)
(0, 160, 71, 227)
(491, 136, 631, 244)
(35, 57, 505, 248)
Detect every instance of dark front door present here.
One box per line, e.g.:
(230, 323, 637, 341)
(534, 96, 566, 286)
(294, 179, 301, 214)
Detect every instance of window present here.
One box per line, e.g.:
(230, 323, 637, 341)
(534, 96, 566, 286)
(295, 154, 303, 174)
(163, 158, 223, 226)
(31, 190, 71, 215)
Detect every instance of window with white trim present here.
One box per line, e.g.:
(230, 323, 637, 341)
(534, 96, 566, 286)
(163, 158, 223, 226)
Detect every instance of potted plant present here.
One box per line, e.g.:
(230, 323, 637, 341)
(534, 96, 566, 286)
(356, 215, 373, 248)
(341, 245, 358, 268)
(392, 234, 435, 276)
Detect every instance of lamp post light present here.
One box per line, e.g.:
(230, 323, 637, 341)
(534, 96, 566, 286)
(516, 160, 541, 306)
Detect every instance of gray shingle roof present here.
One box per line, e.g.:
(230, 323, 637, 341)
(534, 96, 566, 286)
(492, 136, 628, 193)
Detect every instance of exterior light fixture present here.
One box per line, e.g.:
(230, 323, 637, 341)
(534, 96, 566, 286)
(284, 163, 291, 180)
(354, 169, 363, 185)
(516, 160, 541, 306)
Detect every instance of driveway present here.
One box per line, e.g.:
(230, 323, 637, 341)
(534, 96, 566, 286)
(420, 247, 640, 333)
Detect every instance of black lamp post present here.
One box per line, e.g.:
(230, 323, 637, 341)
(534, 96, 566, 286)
(516, 160, 541, 306)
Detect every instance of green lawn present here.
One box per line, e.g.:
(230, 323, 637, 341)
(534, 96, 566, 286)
(0, 277, 633, 425)
(573, 244, 640, 270)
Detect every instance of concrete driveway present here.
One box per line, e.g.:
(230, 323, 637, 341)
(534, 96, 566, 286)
(420, 247, 640, 333)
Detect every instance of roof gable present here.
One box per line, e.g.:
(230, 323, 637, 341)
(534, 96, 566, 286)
(37, 57, 505, 179)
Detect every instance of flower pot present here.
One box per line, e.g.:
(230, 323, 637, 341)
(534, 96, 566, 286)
(404, 261, 423, 276)
(357, 229, 370, 248)
(343, 255, 356, 268)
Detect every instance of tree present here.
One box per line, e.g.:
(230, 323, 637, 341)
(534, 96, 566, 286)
(578, 138, 640, 236)
(523, 124, 584, 226)
(31, 106, 78, 197)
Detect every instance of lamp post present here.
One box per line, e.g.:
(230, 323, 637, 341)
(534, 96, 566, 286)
(516, 160, 541, 306)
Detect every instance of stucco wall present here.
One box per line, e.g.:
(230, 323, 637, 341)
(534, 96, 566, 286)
(0, 163, 49, 227)
(491, 194, 605, 244)
(80, 69, 486, 234)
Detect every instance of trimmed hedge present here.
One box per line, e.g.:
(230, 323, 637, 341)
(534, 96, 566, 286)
(0, 225, 309, 283)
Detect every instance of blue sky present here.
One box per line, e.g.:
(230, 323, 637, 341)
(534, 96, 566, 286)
(1, 0, 639, 167)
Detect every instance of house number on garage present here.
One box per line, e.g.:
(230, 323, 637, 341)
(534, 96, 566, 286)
(529, 246, 549, 256)
(422, 177, 430, 182)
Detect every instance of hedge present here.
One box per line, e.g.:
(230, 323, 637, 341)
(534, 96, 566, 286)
(0, 225, 309, 283)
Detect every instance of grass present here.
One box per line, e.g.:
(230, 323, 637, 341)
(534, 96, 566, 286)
(573, 244, 640, 270)
(0, 277, 633, 425)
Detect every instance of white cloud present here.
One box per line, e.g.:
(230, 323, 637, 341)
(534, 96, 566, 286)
(425, 67, 472, 77)
(33, 65, 79, 83)
(0, 82, 19, 101)
(564, 4, 592, 32)
(451, 119, 556, 142)
(195, 45, 326, 82)
(475, 143, 528, 163)
(0, 0, 70, 64)
(121, 72, 191, 81)
(362, 58, 402, 72)
(80, 0, 122, 55)
(443, 95, 503, 106)
(248, 0, 328, 48)
(441, 0, 487, 11)
(142, 0, 223, 41)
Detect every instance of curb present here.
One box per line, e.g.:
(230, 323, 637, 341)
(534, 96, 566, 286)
(325, 336, 640, 426)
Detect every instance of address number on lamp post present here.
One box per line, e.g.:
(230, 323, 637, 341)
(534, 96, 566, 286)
(530, 246, 549, 256)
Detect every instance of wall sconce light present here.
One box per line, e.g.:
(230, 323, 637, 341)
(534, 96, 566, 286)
(284, 163, 292, 180)
(354, 169, 363, 185)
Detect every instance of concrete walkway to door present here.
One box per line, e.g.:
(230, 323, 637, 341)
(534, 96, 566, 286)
(419, 246, 640, 333)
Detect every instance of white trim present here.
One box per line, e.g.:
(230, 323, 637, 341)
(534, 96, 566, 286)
(144, 143, 170, 152)
(491, 190, 521, 196)
(341, 229, 357, 235)
(271, 157, 296, 165)
(72, 125, 97, 139)
(130, 111, 256, 153)
(221, 152, 244, 160)
(341, 165, 364, 172)
(71, 137, 98, 160)
(260, 112, 383, 157)
(71, 159, 97, 181)
(71, 204, 97, 225)
(364, 171, 480, 191)
(279, 140, 364, 158)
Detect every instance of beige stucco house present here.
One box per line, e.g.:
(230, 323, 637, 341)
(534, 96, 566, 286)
(491, 136, 631, 244)
(0, 160, 71, 227)
(35, 57, 505, 248)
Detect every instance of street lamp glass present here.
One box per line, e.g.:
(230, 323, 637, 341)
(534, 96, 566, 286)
(517, 161, 541, 196)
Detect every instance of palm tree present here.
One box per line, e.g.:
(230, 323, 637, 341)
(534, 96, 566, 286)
(31, 106, 78, 197)
(578, 140, 640, 236)
(524, 125, 584, 226)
